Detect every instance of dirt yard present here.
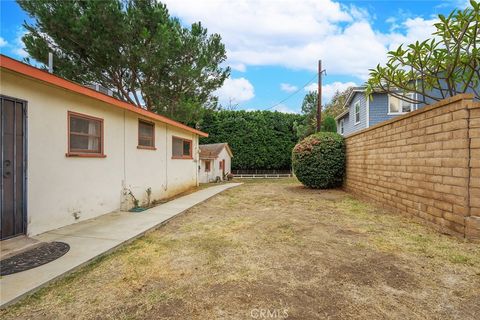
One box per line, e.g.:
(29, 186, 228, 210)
(2, 178, 479, 319)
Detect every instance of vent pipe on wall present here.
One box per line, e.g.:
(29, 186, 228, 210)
(48, 52, 53, 73)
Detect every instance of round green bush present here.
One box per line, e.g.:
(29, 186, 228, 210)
(292, 132, 345, 189)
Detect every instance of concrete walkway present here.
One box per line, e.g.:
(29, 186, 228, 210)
(0, 183, 242, 308)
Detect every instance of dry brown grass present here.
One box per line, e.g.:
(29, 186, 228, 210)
(1, 178, 479, 319)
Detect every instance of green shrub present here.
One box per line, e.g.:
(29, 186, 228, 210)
(322, 115, 337, 132)
(292, 132, 345, 188)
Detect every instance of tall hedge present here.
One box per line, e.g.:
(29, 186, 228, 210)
(322, 116, 337, 132)
(199, 110, 304, 170)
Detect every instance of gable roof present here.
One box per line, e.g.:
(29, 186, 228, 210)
(342, 86, 366, 108)
(0, 55, 208, 137)
(334, 87, 366, 120)
(199, 143, 233, 159)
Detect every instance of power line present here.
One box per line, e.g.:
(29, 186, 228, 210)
(264, 73, 318, 111)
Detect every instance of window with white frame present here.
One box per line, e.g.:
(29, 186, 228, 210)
(354, 102, 360, 124)
(340, 119, 344, 134)
(389, 93, 414, 114)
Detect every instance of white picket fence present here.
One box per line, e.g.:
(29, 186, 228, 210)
(233, 173, 292, 179)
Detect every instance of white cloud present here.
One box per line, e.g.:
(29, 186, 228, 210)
(381, 17, 438, 52)
(10, 28, 29, 58)
(305, 83, 318, 93)
(305, 81, 357, 102)
(322, 81, 357, 102)
(272, 104, 298, 114)
(214, 77, 255, 106)
(230, 63, 246, 72)
(280, 83, 298, 93)
(0, 37, 7, 47)
(12, 47, 28, 58)
(164, 0, 439, 80)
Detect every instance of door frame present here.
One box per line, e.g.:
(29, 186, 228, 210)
(1, 95, 28, 240)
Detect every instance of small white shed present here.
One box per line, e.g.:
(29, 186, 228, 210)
(199, 143, 233, 183)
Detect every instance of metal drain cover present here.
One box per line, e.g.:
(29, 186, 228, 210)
(1, 242, 70, 276)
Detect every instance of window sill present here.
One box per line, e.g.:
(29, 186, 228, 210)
(387, 112, 408, 115)
(354, 122, 361, 126)
(172, 156, 193, 160)
(66, 153, 106, 158)
(137, 146, 157, 150)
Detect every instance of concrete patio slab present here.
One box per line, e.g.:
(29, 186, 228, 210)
(0, 183, 241, 308)
(0, 236, 42, 260)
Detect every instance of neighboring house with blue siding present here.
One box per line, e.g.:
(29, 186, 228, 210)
(336, 87, 423, 136)
(337, 84, 479, 136)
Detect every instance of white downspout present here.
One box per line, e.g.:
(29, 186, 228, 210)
(195, 134, 199, 187)
(366, 96, 370, 128)
(164, 124, 168, 191)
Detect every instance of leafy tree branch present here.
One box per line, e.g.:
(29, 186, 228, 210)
(366, 0, 479, 102)
(18, 0, 230, 124)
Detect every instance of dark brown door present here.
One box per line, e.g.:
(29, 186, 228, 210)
(1, 95, 27, 240)
(222, 159, 225, 177)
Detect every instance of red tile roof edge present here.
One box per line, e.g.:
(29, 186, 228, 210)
(0, 55, 208, 137)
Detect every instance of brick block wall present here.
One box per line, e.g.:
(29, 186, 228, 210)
(466, 100, 480, 239)
(344, 94, 480, 240)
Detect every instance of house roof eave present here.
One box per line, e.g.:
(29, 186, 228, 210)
(341, 86, 366, 109)
(335, 109, 349, 120)
(0, 54, 209, 138)
(199, 143, 233, 158)
(224, 144, 234, 158)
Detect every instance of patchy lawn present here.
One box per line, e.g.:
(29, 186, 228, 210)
(2, 178, 479, 319)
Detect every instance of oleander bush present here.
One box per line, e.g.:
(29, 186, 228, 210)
(292, 132, 345, 188)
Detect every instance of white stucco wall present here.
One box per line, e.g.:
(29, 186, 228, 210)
(198, 147, 232, 183)
(1, 70, 200, 236)
(218, 147, 232, 176)
(199, 159, 216, 183)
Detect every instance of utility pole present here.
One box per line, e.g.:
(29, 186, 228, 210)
(316, 60, 326, 132)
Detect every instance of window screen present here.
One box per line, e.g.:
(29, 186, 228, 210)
(69, 112, 103, 154)
(138, 120, 155, 148)
(172, 137, 192, 158)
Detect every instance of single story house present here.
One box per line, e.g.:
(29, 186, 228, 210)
(198, 143, 233, 183)
(0, 54, 208, 239)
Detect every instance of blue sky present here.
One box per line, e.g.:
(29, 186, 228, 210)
(0, 0, 469, 113)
